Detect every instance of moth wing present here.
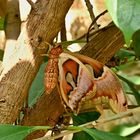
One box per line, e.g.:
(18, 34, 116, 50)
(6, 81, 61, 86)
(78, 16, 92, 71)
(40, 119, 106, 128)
(71, 53, 127, 113)
(58, 52, 96, 113)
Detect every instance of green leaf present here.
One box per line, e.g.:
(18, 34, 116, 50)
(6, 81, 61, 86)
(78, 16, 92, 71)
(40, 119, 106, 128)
(115, 61, 135, 72)
(111, 123, 140, 137)
(28, 62, 47, 107)
(118, 74, 140, 105)
(122, 81, 134, 94)
(115, 48, 135, 60)
(119, 74, 140, 85)
(72, 112, 100, 125)
(72, 112, 100, 140)
(0, 125, 50, 140)
(82, 128, 131, 140)
(132, 29, 140, 59)
(69, 126, 131, 140)
(105, 0, 140, 46)
(73, 131, 94, 140)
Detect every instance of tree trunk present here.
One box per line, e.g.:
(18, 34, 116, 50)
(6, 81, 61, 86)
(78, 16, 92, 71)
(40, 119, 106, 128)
(0, 0, 74, 123)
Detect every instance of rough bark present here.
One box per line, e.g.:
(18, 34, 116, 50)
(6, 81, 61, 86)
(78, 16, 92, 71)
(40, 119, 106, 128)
(80, 25, 125, 64)
(21, 25, 125, 139)
(5, 0, 21, 40)
(0, 0, 7, 17)
(0, 0, 74, 123)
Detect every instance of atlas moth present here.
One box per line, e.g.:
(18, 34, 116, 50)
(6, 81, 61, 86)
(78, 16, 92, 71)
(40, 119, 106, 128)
(44, 44, 127, 114)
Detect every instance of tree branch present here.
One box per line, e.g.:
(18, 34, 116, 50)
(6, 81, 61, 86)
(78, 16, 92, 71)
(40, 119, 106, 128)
(84, 0, 99, 30)
(60, 21, 67, 41)
(26, 0, 37, 11)
(0, 0, 74, 124)
(80, 25, 124, 64)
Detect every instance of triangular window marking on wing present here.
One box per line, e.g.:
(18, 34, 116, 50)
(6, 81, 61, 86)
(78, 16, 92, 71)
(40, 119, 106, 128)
(85, 64, 94, 78)
(58, 52, 96, 113)
(66, 72, 76, 89)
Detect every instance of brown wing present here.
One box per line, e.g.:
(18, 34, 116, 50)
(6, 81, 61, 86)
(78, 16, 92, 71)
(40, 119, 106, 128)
(58, 53, 96, 114)
(72, 53, 127, 113)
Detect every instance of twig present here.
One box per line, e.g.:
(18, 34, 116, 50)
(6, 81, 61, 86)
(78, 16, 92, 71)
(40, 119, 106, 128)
(88, 10, 108, 33)
(26, 0, 37, 11)
(34, 107, 140, 140)
(60, 21, 67, 41)
(77, 22, 114, 41)
(84, 0, 99, 30)
(87, 10, 108, 42)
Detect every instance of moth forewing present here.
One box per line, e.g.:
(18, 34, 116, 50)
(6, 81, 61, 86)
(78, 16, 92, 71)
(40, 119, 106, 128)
(58, 52, 96, 113)
(59, 53, 93, 77)
(70, 52, 104, 74)
(58, 55, 70, 107)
